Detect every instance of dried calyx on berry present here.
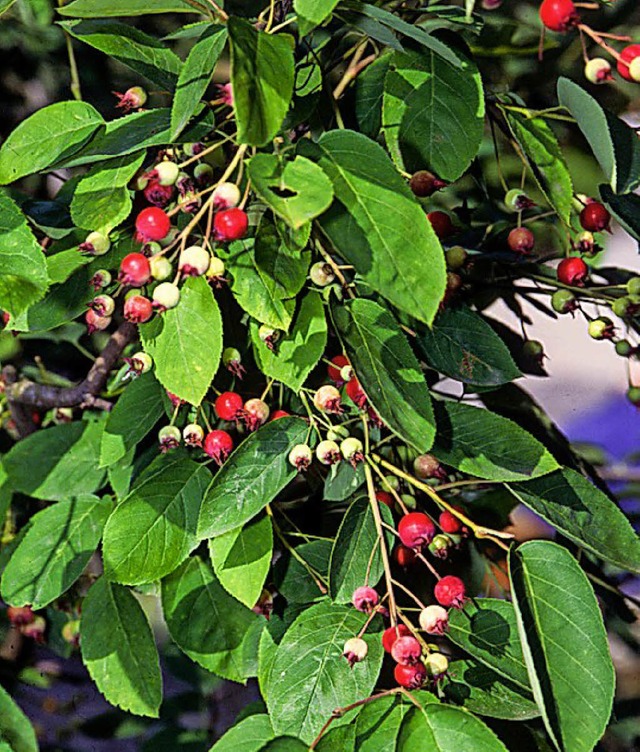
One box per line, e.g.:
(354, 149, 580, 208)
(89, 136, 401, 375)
(113, 86, 147, 111)
(504, 188, 535, 212)
(584, 58, 613, 84)
(288, 443, 313, 472)
(343, 637, 368, 667)
(158, 425, 181, 453)
(79, 231, 111, 256)
(434, 575, 467, 608)
(409, 170, 447, 198)
(352, 586, 379, 613)
(539, 0, 580, 33)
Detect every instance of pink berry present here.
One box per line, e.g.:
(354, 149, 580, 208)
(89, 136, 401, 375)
(124, 295, 153, 324)
(398, 512, 436, 550)
(215, 391, 244, 421)
(382, 624, 411, 653)
(391, 635, 422, 665)
(413, 454, 447, 481)
(243, 398, 270, 431)
(394, 662, 427, 689)
(271, 409, 290, 420)
(376, 491, 394, 508)
(439, 510, 462, 534)
(434, 575, 467, 609)
(119, 253, 151, 287)
(352, 586, 379, 613)
(21, 615, 46, 643)
(214, 208, 248, 242)
(507, 227, 535, 255)
(557, 257, 588, 287)
(346, 377, 367, 409)
(419, 605, 449, 635)
(539, 0, 579, 32)
(313, 385, 342, 414)
(580, 202, 611, 233)
(7, 606, 35, 626)
(203, 429, 234, 465)
(135, 207, 171, 243)
(85, 309, 111, 334)
(143, 179, 174, 207)
(113, 86, 147, 111)
(409, 170, 447, 198)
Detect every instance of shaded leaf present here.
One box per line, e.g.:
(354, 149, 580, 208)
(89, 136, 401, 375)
(294, 0, 340, 36)
(208, 714, 275, 752)
(0, 683, 39, 752)
(58, 0, 199, 16)
(398, 704, 508, 751)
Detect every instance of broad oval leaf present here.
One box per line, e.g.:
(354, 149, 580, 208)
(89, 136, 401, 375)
(383, 47, 484, 182)
(433, 401, 559, 481)
(600, 183, 640, 243)
(265, 600, 384, 742)
(0, 194, 49, 318)
(161, 557, 262, 683)
(299, 130, 446, 325)
(0, 683, 38, 752)
(209, 714, 275, 752)
(418, 306, 521, 388)
(294, 0, 340, 36)
(228, 18, 295, 146)
(81, 577, 162, 717)
(103, 454, 211, 585)
(329, 494, 393, 603)
(274, 539, 331, 604)
(140, 275, 222, 406)
(354, 693, 429, 752)
(398, 704, 508, 751)
(58, 0, 198, 15)
(333, 298, 436, 452)
(1, 496, 110, 609)
(509, 541, 615, 752)
(508, 467, 640, 574)
(208, 513, 273, 609)
(0, 101, 103, 184)
(258, 739, 307, 752)
(197, 417, 309, 539)
(3, 420, 106, 500)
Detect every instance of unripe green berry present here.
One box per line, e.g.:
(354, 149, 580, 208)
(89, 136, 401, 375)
(315, 439, 341, 465)
(288, 443, 313, 471)
(504, 188, 534, 212)
(340, 436, 363, 462)
(152, 281, 181, 310)
(400, 493, 417, 511)
(154, 161, 180, 186)
(326, 424, 349, 442)
(584, 57, 613, 84)
(425, 652, 449, 678)
(615, 340, 633, 357)
(207, 256, 225, 279)
(627, 277, 640, 296)
(445, 246, 467, 271)
(80, 231, 111, 256)
(588, 317, 614, 340)
(551, 289, 577, 314)
(309, 262, 335, 287)
(627, 386, 640, 406)
(150, 255, 173, 281)
(158, 425, 181, 451)
(612, 296, 632, 318)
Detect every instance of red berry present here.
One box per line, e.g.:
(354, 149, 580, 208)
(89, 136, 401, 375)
(352, 586, 379, 613)
(85, 308, 111, 334)
(409, 171, 447, 198)
(507, 227, 535, 255)
(617, 44, 640, 82)
(439, 510, 462, 534)
(135, 207, 171, 242)
(214, 208, 248, 242)
(434, 575, 467, 609)
(143, 180, 174, 208)
(391, 635, 422, 665)
(398, 512, 436, 550)
(346, 377, 367, 409)
(376, 491, 394, 508)
(204, 429, 234, 465)
(427, 211, 455, 240)
(579, 202, 610, 233)
(394, 662, 427, 689)
(119, 253, 151, 287)
(382, 624, 411, 653)
(394, 544, 418, 567)
(539, 0, 579, 32)
(327, 354, 349, 382)
(7, 606, 35, 626)
(215, 391, 244, 421)
(243, 398, 270, 431)
(271, 410, 290, 420)
(557, 256, 588, 287)
(124, 295, 153, 323)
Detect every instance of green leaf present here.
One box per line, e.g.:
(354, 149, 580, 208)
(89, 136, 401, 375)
(329, 495, 393, 603)
(274, 539, 331, 604)
(209, 715, 275, 752)
(417, 306, 521, 387)
(398, 704, 508, 751)
(60, 19, 182, 91)
(247, 154, 334, 230)
(254, 219, 311, 299)
(103, 455, 210, 585)
(100, 372, 166, 467)
(70, 151, 145, 234)
(108, 448, 135, 500)
(161, 556, 262, 683)
(599, 184, 640, 243)
(333, 298, 436, 453)
(0, 0, 19, 18)
(298, 130, 446, 325)
(0, 101, 103, 184)
(1, 496, 110, 609)
(508, 467, 640, 574)
(265, 601, 384, 742)
(355, 54, 392, 139)
(197, 417, 309, 539)
(0, 683, 38, 752)
(227, 240, 296, 331)
(354, 693, 418, 752)
(171, 25, 227, 139)
(383, 48, 484, 182)
(433, 401, 559, 481)
(3, 421, 106, 501)
(509, 541, 615, 752)
(208, 513, 273, 608)
(258, 739, 307, 752)
(228, 18, 295, 146)
(316, 726, 355, 752)
(81, 577, 162, 717)
(58, 0, 200, 16)
(0, 194, 49, 318)
(294, 0, 340, 35)
(323, 460, 365, 502)
(502, 110, 573, 225)
(140, 276, 222, 406)
(445, 659, 540, 721)
(557, 77, 640, 194)
(447, 598, 532, 691)
(251, 293, 327, 392)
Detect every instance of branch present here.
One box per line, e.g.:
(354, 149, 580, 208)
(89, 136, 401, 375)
(3, 322, 137, 419)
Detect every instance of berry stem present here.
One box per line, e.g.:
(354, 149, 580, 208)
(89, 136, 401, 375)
(578, 25, 624, 63)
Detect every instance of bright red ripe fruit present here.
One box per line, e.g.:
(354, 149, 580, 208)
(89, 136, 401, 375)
(439, 510, 462, 534)
(119, 253, 151, 287)
(579, 202, 611, 233)
(427, 211, 455, 240)
(398, 512, 436, 550)
(204, 429, 234, 465)
(270, 410, 290, 420)
(539, 0, 579, 32)
(391, 635, 422, 665)
(617, 44, 640, 81)
(507, 227, 535, 255)
(382, 624, 411, 653)
(376, 491, 394, 508)
(214, 208, 248, 242)
(346, 377, 367, 409)
(434, 575, 467, 608)
(124, 295, 153, 323)
(135, 207, 171, 242)
(215, 391, 244, 421)
(327, 354, 349, 382)
(557, 256, 588, 287)
(394, 662, 427, 689)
